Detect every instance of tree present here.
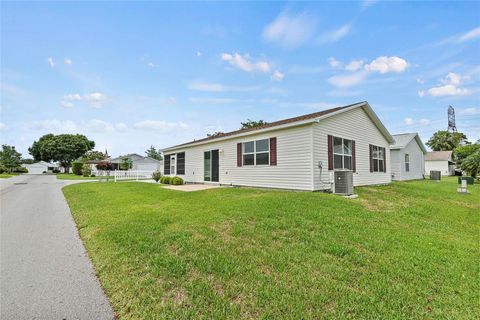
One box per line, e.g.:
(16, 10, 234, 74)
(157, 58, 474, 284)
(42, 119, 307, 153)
(240, 119, 269, 129)
(28, 133, 55, 161)
(120, 158, 132, 170)
(145, 146, 163, 160)
(460, 149, 480, 177)
(81, 150, 107, 161)
(29, 134, 95, 172)
(455, 144, 480, 166)
(21, 158, 35, 164)
(96, 161, 113, 171)
(207, 132, 225, 137)
(0, 145, 22, 173)
(426, 131, 469, 151)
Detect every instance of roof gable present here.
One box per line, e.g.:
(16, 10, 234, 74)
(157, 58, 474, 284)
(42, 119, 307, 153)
(391, 133, 427, 153)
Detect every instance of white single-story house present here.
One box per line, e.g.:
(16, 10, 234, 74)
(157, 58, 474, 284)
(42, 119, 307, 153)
(424, 151, 455, 176)
(109, 153, 162, 172)
(161, 101, 394, 191)
(390, 133, 426, 181)
(22, 161, 58, 174)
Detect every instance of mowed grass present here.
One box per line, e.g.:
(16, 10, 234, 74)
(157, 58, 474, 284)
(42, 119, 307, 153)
(56, 173, 112, 180)
(63, 178, 479, 319)
(0, 173, 20, 179)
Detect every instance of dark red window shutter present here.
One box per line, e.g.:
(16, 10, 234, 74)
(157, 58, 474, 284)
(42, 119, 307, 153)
(327, 135, 333, 170)
(383, 147, 387, 172)
(237, 143, 242, 167)
(352, 140, 356, 172)
(164, 154, 171, 175)
(269, 137, 277, 166)
(369, 144, 373, 172)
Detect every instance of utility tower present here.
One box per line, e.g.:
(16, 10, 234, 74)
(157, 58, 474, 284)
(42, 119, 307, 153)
(447, 105, 457, 132)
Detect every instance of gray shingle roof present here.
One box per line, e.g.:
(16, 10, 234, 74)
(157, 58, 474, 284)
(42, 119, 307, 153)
(391, 133, 427, 153)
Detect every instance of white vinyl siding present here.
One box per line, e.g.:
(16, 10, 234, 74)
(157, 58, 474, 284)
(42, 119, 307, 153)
(165, 125, 314, 191)
(313, 107, 391, 189)
(390, 138, 425, 180)
(425, 161, 454, 176)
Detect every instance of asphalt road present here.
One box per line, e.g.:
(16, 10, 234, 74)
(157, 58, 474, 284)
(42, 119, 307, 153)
(0, 174, 114, 320)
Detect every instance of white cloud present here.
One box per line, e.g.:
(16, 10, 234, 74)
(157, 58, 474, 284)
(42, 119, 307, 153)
(404, 117, 431, 126)
(262, 11, 316, 48)
(419, 118, 431, 125)
(61, 101, 74, 108)
(84, 119, 114, 133)
(328, 71, 368, 88)
(133, 120, 188, 131)
(63, 93, 82, 101)
(317, 24, 351, 44)
(419, 72, 472, 97)
(458, 26, 480, 42)
(83, 92, 107, 108)
(28, 119, 77, 132)
(188, 97, 238, 104)
(362, 0, 378, 8)
(47, 57, 55, 67)
(416, 78, 425, 85)
(115, 122, 128, 132)
(61, 92, 107, 108)
(364, 56, 408, 73)
(328, 57, 342, 68)
(196, 51, 202, 57)
(271, 70, 284, 81)
(345, 59, 364, 71)
(64, 58, 72, 65)
(221, 53, 271, 73)
(459, 107, 480, 115)
(0, 122, 7, 131)
(188, 81, 259, 92)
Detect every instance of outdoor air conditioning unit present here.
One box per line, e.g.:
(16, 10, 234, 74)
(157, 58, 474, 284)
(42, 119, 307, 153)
(430, 170, 441, 181)
(334, 170, 354, 195)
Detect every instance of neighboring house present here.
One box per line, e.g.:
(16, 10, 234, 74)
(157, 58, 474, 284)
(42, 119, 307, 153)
(109, 153, 162, 172)
(162, 101, 394, 191)
(390, 133, 426, 181)
(22, 161, 58, 174)
(424, 151, 455, 176)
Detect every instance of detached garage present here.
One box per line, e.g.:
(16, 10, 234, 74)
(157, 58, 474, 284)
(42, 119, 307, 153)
(22, 161, 58, 174)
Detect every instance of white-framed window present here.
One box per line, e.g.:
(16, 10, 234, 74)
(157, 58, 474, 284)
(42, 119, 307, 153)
(405, 154, 410, 172)
(372, 145, 385, 172)
(333, 136, 353, 170)
(243, 139, 269, 166)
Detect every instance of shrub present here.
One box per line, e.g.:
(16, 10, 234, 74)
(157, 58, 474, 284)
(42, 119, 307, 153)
(72, 162, 83, 175)
(171, 176, 184, 185)
(160, 176, 171, 184)
(152, 171, 162, 183)
(96, 161, 113, 171)
(52, 169, 60, 173)
(14, 167, 28, 173)
(0, 166, 4, 174)
(82, 163, 92, 177)
(90, 174, 96, 177)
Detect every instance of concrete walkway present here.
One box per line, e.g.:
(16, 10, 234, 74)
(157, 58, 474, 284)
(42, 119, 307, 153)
(0, 174, 114, 320)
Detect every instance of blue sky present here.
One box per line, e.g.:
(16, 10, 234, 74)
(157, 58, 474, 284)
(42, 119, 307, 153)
(1, 1, 479, 157)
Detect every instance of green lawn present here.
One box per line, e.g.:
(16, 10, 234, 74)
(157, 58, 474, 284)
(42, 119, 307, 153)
(63, 178, 479, 319)
(0, 172, 20, 179)
(56, 173, 113, 180)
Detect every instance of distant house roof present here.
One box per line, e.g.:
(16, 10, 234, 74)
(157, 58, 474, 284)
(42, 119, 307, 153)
(163, 101, 394, 152)
(390, 133, 427, 153)
(110, 153, 144, 162)
(425, 151, 454, 161)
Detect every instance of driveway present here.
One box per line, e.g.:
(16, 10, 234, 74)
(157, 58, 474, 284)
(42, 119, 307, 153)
(0, 174, 114, 319)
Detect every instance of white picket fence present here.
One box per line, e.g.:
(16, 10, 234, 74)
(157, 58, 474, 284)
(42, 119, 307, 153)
(113, 170, 155, 182)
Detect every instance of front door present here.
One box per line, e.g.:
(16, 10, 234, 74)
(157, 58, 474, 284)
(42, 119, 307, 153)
(204, 150, 219, 182)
